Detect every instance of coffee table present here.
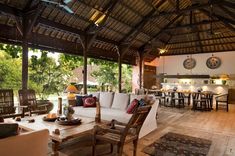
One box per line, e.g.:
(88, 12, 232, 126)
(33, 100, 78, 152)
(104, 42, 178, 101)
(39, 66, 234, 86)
(5, 115, 97, 156)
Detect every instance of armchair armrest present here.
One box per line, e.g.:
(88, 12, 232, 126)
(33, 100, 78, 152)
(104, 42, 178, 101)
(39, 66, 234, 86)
(215, 94, 228, 99)
(93, 125, 122, 135)
(108, 119, 127, 127)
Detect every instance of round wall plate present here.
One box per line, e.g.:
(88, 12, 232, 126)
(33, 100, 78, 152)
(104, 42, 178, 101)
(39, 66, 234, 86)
(206, 56, 221, 69)
(183, 58, 196, 70)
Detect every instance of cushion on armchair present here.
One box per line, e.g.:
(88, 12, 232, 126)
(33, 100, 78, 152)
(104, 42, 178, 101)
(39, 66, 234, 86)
(0, 123, 19, 139)
(127, 99, 139, 114)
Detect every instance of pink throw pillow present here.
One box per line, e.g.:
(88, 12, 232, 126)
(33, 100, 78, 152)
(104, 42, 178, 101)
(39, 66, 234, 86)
(83, 97, 96, 107)
(127, 99, 139, 114)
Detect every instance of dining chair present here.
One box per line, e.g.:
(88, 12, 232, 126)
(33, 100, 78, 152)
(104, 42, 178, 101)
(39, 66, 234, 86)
(192, 92, 206, 111)
(171, 92, 185, 108)
(216, 94, 229, 112)
(92, 105, 152, 156)
(18, 89, 48, 116)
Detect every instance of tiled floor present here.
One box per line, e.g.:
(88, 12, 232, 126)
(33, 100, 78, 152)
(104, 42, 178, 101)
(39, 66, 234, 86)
(60, 104, 235, 156)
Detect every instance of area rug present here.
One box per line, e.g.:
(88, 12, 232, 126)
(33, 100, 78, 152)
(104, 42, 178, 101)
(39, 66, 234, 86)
(142, 132, 212, 156)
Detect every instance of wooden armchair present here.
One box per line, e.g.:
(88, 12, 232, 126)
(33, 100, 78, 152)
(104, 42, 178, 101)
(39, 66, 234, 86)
(0, 89, 25, 118)
(216, 94, 229, 112)
(92, 105, 152, 156)
(18, 89, 48, 116)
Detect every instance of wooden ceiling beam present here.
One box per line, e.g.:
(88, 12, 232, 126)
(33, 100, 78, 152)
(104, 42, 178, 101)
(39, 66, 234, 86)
(140, 14, 184, 52)
(199, 9, 235, 32)
(168, 41, 235, 50)
(151, 0, 223, 18)
(118, 0, 166, 55)
(168, 27, 230, 36)
(166, 20, 220, 30)
(218, 5, 235, 20)
(169, 35, 235, 44)
(162, 48, 235, 56)
(85, 0, 119, 50)
(0, 24, 135, 64)
(221, 1, 235, 10)
(192, 11, 203, 53)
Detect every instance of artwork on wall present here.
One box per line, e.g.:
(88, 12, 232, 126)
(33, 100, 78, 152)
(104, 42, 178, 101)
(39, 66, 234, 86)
(206, 56, 221, 69)
(183, 58, 196, 70)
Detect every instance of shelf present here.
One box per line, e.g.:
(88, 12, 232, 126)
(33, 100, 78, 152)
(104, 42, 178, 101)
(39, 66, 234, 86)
(157, 74, 210, 79)
(161, 83, 229, 87)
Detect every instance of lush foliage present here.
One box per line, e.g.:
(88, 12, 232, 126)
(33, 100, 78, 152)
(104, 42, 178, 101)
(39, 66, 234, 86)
(0, 51, 22, 91)
(0, 43, 133, 98)
(89, 58, 132, 92)
(29, 51, 72, 99)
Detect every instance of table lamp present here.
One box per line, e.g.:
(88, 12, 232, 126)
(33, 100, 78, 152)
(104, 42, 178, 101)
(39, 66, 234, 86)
(65, 84, 79, 106)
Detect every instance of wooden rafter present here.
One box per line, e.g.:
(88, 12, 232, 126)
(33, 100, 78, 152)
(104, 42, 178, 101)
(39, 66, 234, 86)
(151, 0, 223, 18)
(166, 20, 220, 30)
(169, 36, 235, 44)
(140, 14, 184, 51)
(199, 9, 235, 32)
(119, 0, 166, 44)
(168, 41, 235, 50)
(84, 0, 119, 50)
(218, 5, 235, 20)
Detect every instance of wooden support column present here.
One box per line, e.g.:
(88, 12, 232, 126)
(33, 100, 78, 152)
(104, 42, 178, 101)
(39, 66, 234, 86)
(82, 36, 89, 94)
(118, 52, 122, 93)
(22, 40, 28, 90)
(22, 16, 29, 90)
(139, 51, 144, 89)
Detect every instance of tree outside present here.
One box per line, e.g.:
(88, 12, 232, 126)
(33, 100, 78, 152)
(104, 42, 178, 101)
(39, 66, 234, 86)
(0, 43, 133, 99)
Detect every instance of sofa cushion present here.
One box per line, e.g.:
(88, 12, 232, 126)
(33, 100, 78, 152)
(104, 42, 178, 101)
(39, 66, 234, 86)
(83, 97, 96, 107)
(73, 107, 96, 118)
(99, 92, 114, 108)
(111, 93, 130, 110)
(127, 99, 139, 114)
(75, 95, 92, 106)
(91, 92, 100, 100)
(129, 94, 146, 104)
(0, 123, 19, 139)
(101, 108, 132, 124)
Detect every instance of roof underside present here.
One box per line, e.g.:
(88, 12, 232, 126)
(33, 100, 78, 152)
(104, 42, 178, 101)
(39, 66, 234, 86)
(0, 0, 234, 65)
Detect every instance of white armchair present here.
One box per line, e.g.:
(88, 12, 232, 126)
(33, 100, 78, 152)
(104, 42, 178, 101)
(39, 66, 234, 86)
(0, 129, 49, 156)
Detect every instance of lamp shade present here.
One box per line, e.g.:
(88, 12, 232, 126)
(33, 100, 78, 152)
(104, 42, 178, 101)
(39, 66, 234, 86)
(65, 85, 79, 93)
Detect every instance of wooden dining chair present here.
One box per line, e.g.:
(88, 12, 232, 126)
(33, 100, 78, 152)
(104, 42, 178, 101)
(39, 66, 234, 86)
(216, 94, 229, 112)
(171, 92, 185, 108)
(92, 105, 152, 156)
(18, 89, 48, 116)
(0, 89, 25, 118)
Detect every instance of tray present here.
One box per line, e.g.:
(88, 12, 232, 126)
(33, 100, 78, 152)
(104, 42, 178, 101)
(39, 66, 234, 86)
(56, 118, 81, 125)
(43, 116, 57, 122)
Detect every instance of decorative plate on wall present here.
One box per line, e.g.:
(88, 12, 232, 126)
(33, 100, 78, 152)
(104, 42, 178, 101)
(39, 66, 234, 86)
(206, 56, 221, 69)
(183, 58, 196, 69)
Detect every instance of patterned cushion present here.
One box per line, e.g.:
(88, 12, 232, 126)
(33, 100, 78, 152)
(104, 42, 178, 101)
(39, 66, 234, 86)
(139, 99, 146, 106)
(126, 99, 139, 114)
(83, 97, 96, 107)
(75, 95, 92, 106)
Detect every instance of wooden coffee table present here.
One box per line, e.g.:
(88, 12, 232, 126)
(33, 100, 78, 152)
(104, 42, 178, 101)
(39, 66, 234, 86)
(5, 115, 97, 156)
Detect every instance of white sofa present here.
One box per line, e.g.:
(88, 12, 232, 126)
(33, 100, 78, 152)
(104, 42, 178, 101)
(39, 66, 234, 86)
(73, 92, 159, 138)
(0, 129, 49, 156)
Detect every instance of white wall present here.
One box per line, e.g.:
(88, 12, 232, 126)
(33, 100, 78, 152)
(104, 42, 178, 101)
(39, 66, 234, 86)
(157, 51, 235, 75)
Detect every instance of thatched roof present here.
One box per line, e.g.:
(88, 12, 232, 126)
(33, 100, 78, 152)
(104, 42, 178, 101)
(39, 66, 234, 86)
(0, 0, 234, 65)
